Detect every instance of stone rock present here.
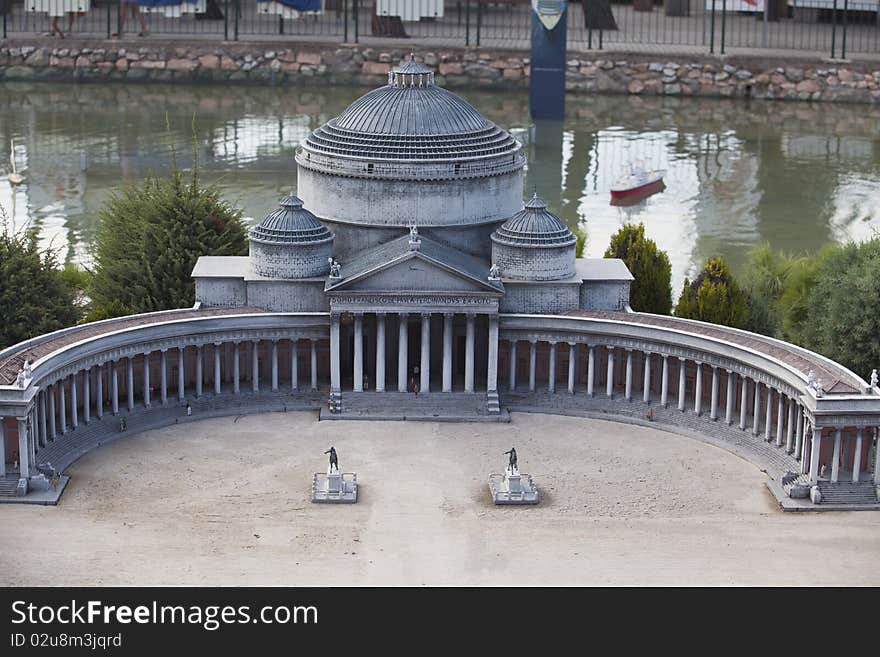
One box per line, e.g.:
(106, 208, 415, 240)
(4, 66, 35, 79)
(502, 68, 522, 79)
(628, 80, 644, 94)
(297, 51, 321, 65)
(664, 83, 682, 95)
(198, 54, 219, 69)
(378, 52, 392, 63)
(796, 79, 820, 94)
(647, 62, 663, 72)
(723, 64, 736, 74)
(439, 62, 462, 75)
(735, 69, 752, 79)
(167, 58, 194, 71)
(362, 61, 390, 75)
(785, 68, 804, 82)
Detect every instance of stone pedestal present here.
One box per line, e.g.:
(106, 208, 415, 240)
(489, 466, 539, 505)
(312, 466, 358, 503)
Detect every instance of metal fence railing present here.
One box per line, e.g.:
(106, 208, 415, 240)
(2, 0, 878, 59)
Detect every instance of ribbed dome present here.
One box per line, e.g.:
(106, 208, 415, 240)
(299, 58, 522, 162)
(491, 195, 577, 247)
(249, 194, 333, 245)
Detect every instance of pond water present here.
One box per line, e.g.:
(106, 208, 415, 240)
(1, 81, 879, 292)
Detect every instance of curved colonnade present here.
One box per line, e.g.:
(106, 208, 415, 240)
(1, 306, 879, 504)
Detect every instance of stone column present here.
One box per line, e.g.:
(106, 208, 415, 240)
(507, 338, 516, 392)
(143, 353, 151, 408)
(740, 377, 748, 430)
(178, 348, 185, 401)
(126, 357, 135, 411)
(624, 350, 633, 401)
(677, 357, 686, 411)
(420, 313, 430, 393)
(70, 372, 78, 429)
(38, 393, 47, 447)
(764, 386, 773, 442)
(111, 362, 119, 416)
(831, 429, 842, 483)
(528, 340, 537, 393)
(487, 315, 499, 395)
(567, 343, 576, 395)
(195, 346, 204, 398)
(59, 379, 67, 434)
(753, 381, 762, 436)
(225, 343, 232, 384)
(271, 341, 279, 392)
(785, 398, 795, 451)
(160, 351, 168, 405)
(214, 344, 222, 395)
(775, 393, 784, 447)
(233, 343, 241, 394)
(607, 348, 616, 398)
(354, 314, 364, 392)
(291, 340, 299, 391)
(398, 314, 408, 393)
(330, 315, 341, 394)
(48, 385, 57, 439)
(643, 352, 652, 403)
(874, 428, 880, 486)
(0, 418, 5, 477)
(96, 366, 104, 419)
(660, 355, 669, 407)
(710, 366, 719, 420)
(809, 427, 822, 485)
(853, 429, 863, 483)
(587, 346, 595, 397)
(17, 418, 30, 480)
(376, 314, 386, 393)
(725, 371, 734, 425)
(795, 408, 804, 459)
(310, 340, 318, 391)
(251, 341, 259, 394)
(29, 407, 37, 465)
(693, 362, 702, 416)
(548, 342, 557, 393)
(465, 314, 476, 393)
(83, 368, 90, 424)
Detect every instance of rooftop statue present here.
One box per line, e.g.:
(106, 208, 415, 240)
(871, 369, 878, 388)
(328, 258, 342, 279)
(488, 263, 501, 280)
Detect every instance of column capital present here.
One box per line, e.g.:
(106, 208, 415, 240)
(143, 350, 151, 357)
(443, 312, 454, 319)
(529, 338, 537, 345)
(466, 311, 476, 319)
(694, 360, 702, 367)
(160, 348, 168, 353)
(376, 311, 387, 319)
(726, 368, 733, 374)
(568, 341, 576, 347)
(549, 340, 557, 346)
(421, 312, 431, 319)
(310, 338, 317, 344)
(711, 364, 717, 371)
(213, 342, 222, 347)
(271, 338, 279, 345)
(661, 353, 668, 360)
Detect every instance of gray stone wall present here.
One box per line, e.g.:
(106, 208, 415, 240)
(245, 279, 328, 312)
(500, 282, 580, 314)
(1, 40, 879, 104)
(492, 243, 576, 282)
(196, 277, 247, 308)
(579, 281, 631, 312)
(249, 240, 332, 279)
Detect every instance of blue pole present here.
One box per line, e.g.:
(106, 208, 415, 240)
(529, 6, 568, 121)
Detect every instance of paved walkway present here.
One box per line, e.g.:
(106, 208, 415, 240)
(4, 1, 879, 60)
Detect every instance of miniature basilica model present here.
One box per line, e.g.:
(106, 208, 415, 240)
(1, 58, 879, 510)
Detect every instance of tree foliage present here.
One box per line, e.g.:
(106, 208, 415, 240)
(89, 160, 248, 319)
(674, 256, 748, 328)
(797, 239, 880, 377)
(0, 216, 79, 350)
(604, 223, 672, 314)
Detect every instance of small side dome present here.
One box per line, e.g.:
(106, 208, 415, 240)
(491, 194, 577, 281)
(249, 194, 333, 246)
(249, 193, 334, 279)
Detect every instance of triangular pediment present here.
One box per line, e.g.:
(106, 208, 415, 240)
(326, 236, 503, 295)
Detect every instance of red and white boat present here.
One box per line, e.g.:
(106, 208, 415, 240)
(610, 166, 665, 201)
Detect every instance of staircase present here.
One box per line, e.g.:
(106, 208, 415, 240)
(0, 477, 21, 498)
(324, 392, 508, 422)
(816, 480, 879, 505)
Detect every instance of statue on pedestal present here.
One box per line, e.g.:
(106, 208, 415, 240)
(324, 446, 339, 473)
(870, 369, 878, 388)
(328, 258, 342, 279)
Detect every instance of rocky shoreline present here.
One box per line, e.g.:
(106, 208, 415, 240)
(2, 39, 879, 104)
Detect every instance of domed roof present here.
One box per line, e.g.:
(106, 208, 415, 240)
(491, 194, 578, 248)
(248, 193, 333, 245)
(300, 57, 522, 162)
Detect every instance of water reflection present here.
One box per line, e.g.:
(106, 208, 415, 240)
(1, 82, 879, 292)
